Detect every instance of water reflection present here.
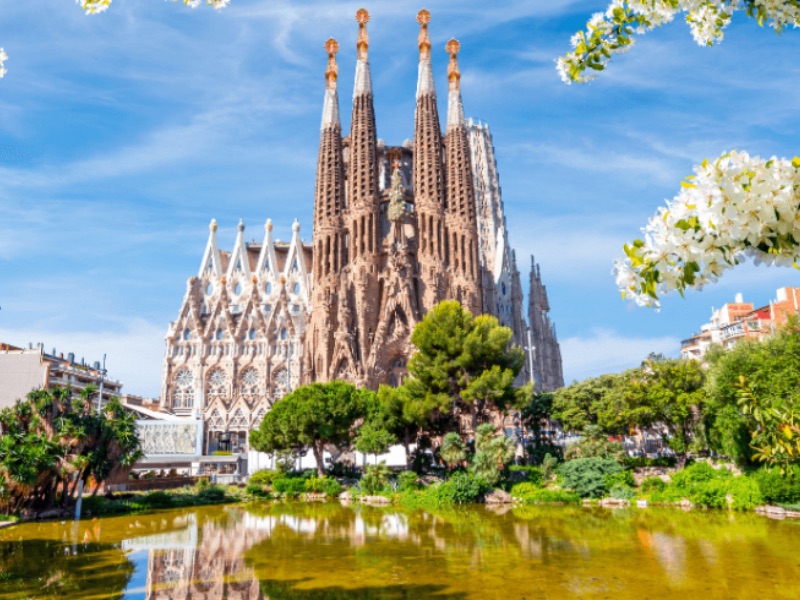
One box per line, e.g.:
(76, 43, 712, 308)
(2, 504, 800, 599)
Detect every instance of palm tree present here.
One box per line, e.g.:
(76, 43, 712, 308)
(439, 433, 467, 472)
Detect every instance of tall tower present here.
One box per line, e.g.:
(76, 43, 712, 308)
(444, 39, 482, 315)
(413, 9, 447, 310)
(307, 38, 346, 383)
(345, 8, 381, 383)
(528, 257, 564, 391)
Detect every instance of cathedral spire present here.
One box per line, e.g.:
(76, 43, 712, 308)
(413, 9, 446, 308)
(348, 7, 379, 213)
(321, 38, 340, 129)
(416, 9, 435, 97)
(227, 218, 252, 280)
(446, 39, 465, 130)
(199, 218, 222, 277)
(353, 8, 372, 97)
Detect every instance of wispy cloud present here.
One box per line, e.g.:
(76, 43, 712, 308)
(560, 329, 681, 383)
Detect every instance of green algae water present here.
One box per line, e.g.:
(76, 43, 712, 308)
(1, 503, 799, 599)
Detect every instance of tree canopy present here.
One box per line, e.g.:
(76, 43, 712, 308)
(250, 381, 372, 476)
(0, 386, 141, 515)
(404, 300, 529, 433)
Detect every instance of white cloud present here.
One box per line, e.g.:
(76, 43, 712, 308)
(0, 318, 165, 398)
(560, 328, 680, 383)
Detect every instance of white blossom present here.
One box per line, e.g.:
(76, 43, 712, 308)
(559, 0, 800, 83)
(615, 151, 800, 308)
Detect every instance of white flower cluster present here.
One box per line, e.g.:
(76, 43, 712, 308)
(558, 0, 800, 83)
(0, 49, 7, 79)
(614, 151, 800, 308)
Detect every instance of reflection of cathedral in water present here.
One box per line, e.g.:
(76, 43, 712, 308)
(124, 507, 415, 599)
(124, 512, 266, 600)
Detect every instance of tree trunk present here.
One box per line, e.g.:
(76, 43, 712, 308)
(403, 430, 412, 470)
(312, 441, 325, 477)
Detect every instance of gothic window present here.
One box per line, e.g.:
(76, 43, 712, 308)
(292, 260, 299, 272)
(172, 369, 194, 409)
(264, 258, 270, 271)
(293, 282, 301, 295)
(280, 328, 288, 341)
(183, 328, 191, 341)
(205, 282, 214, 296)
(208, 408, 225, 431)
(206, 368, 228, 403)
(230, 408, 248, 430)
(234, 282, 242, 296)
(265, 282, 273, 294)
(248, 327, 256, 341)
(502, 282, 507, 296)
(253, 408, 267, 426)
(216, 328, 223, 341)
(240, 368, 259, 398)
(274, 369, 288, 389)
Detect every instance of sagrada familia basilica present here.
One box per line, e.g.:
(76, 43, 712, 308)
(158, 10, 563, 455)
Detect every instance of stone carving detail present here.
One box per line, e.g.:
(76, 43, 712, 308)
(137, 422, 198, 455)
(172, 369, 194, 409)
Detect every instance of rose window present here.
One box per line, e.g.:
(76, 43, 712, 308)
(240, 368, 260, 398)
(274, 369, 288, 389)
(206, 368, 228, 403)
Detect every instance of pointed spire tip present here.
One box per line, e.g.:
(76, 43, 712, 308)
(210, 218, 218, 233)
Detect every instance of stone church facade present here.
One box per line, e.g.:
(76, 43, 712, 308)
(159, 10, 562, 455)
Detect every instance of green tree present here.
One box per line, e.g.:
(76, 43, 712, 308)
(705, 320, 800, 466)
(470, 424, 516, 485)
(551, 372, 635, 434)
(405, 300, 528, 433)
(439, 433, 467, 471)
(250, 381, 370, 477)
(631, 357, 706, 463)
(0, 385, 141, 516)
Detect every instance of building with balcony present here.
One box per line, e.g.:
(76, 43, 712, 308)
(680, 287, 800, 360)
(0, 342, 122, 409)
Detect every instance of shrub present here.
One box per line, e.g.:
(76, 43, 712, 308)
(304, 475, 342, 496)
(139, 491, 173, 509)
(510, 483, 580, 504)
(639, 476, 667, 495)
(360, 463, 391, 495)
(691, 479, 730, 509)
(605, 469, 635, 489)
(557, 458, 624, 498)
(245, 481, 272, 499)
(420, 472, 488, 506)
(750, 467, 800, 504)
(728, 477, 763, 511)
(249, 470, 282, 487)
(507, 465, 543, 487)
(396, 471, 420, 492)
(609, 484, 636, 500)
(272, 478, 306, 496)
(197, 486, 226, 503)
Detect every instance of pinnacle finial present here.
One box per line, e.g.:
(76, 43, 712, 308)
(238, 218, 245, 232)
(210, 218, 218, 233)
(417, 9, 431, 61)
(446, 38, 461, 90)
(292, 219, 300, 233)
(325, 38, 339, 90)
(356, 8, 370, 61)
(266, 218, 273, 232)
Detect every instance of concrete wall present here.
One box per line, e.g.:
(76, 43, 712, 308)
(0, 352, 47, 409)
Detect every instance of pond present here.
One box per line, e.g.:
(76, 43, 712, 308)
(1, 502, 799, 599)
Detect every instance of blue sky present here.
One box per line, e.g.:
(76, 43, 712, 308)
(1, 0, 798, 397)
